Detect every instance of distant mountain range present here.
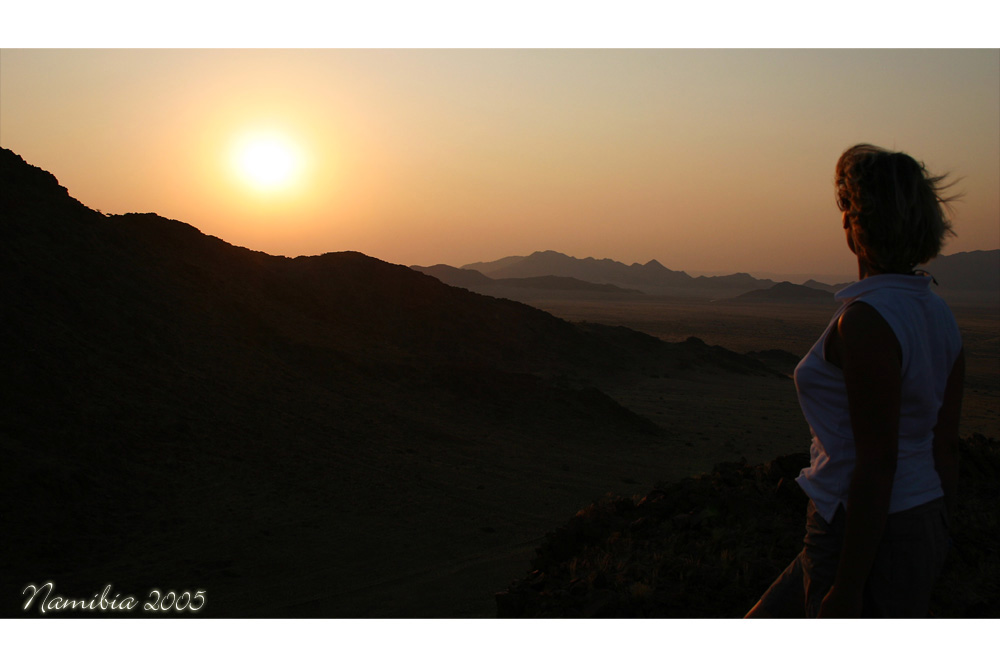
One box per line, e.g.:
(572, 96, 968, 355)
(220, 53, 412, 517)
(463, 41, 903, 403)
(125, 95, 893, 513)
(414, 248, 998, 303)
(456, 250, 774, 298)
(919, 250, 1000, 301)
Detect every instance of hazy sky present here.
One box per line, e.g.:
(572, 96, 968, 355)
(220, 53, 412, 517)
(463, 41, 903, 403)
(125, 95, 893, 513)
(2, 49, 997, 280)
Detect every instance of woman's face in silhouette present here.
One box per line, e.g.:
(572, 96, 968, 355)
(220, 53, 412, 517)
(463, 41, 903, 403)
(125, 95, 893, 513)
(843, 212, 856, 256)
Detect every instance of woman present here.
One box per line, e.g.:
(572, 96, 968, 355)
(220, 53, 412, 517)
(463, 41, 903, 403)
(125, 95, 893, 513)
(746, 144, 964, 618)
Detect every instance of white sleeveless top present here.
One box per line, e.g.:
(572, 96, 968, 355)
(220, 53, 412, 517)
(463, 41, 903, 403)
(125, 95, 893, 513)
(793, 273, 963, 523)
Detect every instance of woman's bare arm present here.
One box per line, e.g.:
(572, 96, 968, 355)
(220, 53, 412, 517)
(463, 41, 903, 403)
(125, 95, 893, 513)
(933, 349, 964, 520)
(819, 301, 901, 617)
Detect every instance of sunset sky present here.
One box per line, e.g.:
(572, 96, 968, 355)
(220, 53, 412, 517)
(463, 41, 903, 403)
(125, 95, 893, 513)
(2, 48, 997, 281)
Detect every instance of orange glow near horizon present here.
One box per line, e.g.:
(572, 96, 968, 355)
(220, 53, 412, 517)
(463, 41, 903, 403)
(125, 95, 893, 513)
(1, 49, 997, 279)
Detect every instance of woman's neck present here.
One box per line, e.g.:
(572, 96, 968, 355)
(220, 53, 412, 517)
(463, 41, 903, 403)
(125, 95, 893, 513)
(858, 260, 879, 280)
(858, 262, 913, 280)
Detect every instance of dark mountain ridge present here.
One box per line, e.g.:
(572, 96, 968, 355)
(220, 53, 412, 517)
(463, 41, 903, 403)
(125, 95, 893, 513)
(1, 147, 779, 617)
(457, 248, 998, 302)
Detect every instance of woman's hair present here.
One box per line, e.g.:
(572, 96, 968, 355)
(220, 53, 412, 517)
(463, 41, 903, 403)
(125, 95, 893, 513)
(835, 144, 958, 273)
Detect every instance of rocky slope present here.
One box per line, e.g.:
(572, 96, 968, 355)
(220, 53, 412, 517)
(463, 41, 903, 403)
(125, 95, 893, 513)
(497, 434, 999, 618)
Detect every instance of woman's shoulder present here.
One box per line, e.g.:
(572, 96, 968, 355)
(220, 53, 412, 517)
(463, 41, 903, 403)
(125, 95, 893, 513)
(838, 300, 895, 335)
(826, 301, 901, 369)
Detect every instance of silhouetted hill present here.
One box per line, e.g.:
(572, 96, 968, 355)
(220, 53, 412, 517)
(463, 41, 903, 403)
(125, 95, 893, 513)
(3, 148, 657, 392)
(1, 147, 782, 617)
(729, 281, 836, 304)
(461, 251, 775, 298)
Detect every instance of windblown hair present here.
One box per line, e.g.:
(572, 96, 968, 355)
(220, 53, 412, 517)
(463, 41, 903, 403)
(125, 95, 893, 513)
(835, 144, 958, 273)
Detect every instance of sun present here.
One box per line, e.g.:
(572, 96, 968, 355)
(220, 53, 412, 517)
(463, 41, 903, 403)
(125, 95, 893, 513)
(231, 131, 303, 192)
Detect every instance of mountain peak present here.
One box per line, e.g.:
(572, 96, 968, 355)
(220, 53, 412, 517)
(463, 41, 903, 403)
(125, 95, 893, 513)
(534, 250, 569, 257)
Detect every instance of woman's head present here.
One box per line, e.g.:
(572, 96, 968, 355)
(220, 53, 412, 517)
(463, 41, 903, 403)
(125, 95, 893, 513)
(835, 144, 956, 274)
